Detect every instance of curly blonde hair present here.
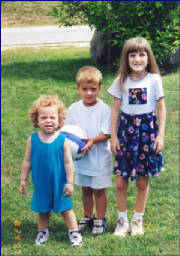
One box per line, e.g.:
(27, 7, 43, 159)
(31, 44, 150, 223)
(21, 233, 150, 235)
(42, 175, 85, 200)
(29, 95, 66, 128)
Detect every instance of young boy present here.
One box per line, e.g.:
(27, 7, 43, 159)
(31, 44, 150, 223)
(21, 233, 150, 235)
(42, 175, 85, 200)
(65, 66, 112, 234)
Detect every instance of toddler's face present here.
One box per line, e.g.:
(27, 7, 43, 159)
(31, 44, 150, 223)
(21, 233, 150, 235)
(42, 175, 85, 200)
(77, 81, 102, 107)
(37, 106, 59, 134)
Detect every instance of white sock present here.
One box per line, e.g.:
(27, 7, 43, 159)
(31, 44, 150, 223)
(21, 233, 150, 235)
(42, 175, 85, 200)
(39, 228, 49, 235)
(118, 211, 128, 221)
(69, 229, 79, 235)
(133, 212, 144, 220)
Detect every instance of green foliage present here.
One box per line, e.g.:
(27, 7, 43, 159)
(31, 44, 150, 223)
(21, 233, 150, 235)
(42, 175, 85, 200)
(52, 1, 179, 68)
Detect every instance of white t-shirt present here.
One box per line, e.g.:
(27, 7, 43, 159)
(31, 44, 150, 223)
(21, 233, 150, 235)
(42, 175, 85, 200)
(107, 73, 164, 115)
(65, 99, 112, 176)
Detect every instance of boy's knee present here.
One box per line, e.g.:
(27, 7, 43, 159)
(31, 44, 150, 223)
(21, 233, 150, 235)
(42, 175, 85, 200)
(93, 188, 106, 198)
(82, 187, 93, 196)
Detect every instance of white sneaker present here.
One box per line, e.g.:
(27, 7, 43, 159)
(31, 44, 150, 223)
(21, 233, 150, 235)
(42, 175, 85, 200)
(130, 218, 144, 236)
(78, 216, 93, 230)
(92, 218, 107, 234)
(113, 217, 129, 237)
(35, 231, 49, 245)
(69, 231, 82, 247)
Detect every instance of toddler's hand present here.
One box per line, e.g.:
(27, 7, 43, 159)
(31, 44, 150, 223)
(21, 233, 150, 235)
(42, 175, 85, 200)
(153, 135, 164, 154)
(81, 138, 94, 154)
(19, 181, 27, 195)
(111, 136, 120, 155)
(63, 183, 74, 197)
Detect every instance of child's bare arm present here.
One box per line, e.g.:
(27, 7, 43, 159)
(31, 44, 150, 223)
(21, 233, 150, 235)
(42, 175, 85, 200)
(63, 139, 74, 196)
(81, 133, 110, 154)
(19, 137, 31, 195)
(110, 97, 121, 155)
(154, 97, 166, 154)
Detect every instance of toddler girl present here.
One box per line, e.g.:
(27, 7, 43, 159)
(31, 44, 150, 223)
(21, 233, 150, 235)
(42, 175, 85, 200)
(19, 95, 82, 247)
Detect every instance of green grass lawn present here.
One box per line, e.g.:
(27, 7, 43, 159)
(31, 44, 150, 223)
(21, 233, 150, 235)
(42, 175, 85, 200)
(1, 46, 179, 255)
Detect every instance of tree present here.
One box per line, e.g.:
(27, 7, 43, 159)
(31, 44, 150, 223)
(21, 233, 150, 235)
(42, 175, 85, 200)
(52, 1, 179, 68)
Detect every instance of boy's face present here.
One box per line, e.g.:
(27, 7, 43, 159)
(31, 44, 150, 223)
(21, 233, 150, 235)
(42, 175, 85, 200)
(77, 81, 102, 107)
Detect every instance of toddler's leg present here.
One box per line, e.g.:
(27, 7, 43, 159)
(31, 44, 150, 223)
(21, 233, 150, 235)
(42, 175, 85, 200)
(35, 213, 50, 245)
(130, 176, 149, 236)
(62, 209, 82, 247)
(38, 212, 50, 230)
(82, 187, 94, 218)
(62, 209, 78, 229)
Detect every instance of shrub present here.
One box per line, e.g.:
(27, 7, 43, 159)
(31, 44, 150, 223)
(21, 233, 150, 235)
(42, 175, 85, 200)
(52, 1, 179, 68)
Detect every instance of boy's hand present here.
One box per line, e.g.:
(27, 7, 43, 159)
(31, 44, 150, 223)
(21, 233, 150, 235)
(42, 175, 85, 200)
(81, 138, 94, 154)
(63, 183, 74, 197)
(19, 180, 27, 195)
(153, 135, 164, 154)
(111, 136, 120, 155)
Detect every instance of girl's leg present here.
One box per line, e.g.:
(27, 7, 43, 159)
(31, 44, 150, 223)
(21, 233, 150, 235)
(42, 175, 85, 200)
(82, 187, 94, 218)
(38, 212, 50, 230)
(62, 209, 78, 229)
(116, 176, 129, 212)
(113, 176, 129, 237)
(93, 188, 107, 219)
(130, 176, 149, 236)
(135, 176, 149, 213)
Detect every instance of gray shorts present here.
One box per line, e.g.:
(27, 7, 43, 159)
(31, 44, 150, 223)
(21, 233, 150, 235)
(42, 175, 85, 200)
(75, 173, 112, 189)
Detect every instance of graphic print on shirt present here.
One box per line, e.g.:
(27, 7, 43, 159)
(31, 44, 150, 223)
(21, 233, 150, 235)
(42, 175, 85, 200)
(129, 88, 147, 104)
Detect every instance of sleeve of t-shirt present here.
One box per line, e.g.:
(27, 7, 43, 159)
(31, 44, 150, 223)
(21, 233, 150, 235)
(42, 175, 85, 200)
(99, 104, 111, 135)
(107, 76, 123, 99)
(154, 74, 164, 100)
(64, 106, 74, 125)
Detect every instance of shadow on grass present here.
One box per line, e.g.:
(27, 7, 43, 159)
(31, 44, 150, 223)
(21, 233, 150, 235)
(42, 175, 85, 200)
(1, 218, 77, 247)
(1, 58, 93, 83)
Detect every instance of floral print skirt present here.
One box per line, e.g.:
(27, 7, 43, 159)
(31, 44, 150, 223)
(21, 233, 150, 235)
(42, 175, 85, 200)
(114, 111, 164, 181)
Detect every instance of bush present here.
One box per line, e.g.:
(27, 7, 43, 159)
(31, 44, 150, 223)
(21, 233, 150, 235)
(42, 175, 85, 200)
(52, 1, 179, 68)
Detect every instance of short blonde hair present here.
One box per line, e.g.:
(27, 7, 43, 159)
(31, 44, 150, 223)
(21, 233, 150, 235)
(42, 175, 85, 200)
(76, 66, 102, 86)
(117, 37, 160, 90)
(29, 95, 65, 128)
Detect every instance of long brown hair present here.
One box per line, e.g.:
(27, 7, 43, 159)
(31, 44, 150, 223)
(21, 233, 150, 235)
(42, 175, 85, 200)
(117, 37, 160, 91)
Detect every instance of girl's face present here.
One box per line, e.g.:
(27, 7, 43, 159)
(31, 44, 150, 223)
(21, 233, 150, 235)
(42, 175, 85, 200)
(37, 106, 59, 134)
(128, 50, 148, 78)
(77, 80, 102, 106)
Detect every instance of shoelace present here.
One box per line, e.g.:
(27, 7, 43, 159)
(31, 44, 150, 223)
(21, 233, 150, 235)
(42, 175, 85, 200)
(118, 217, 126, 225)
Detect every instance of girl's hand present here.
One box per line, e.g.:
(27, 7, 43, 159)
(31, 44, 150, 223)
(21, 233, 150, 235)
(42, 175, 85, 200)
(63, 183, 74, 197)
(19, 180, 27, 195)
(81, 138, 94, 154)
(153, 135, 164, 154)
(111, 136, 120, 155)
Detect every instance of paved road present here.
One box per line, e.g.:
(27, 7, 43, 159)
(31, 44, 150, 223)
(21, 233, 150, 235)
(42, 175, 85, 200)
(1, 25, 95, 47)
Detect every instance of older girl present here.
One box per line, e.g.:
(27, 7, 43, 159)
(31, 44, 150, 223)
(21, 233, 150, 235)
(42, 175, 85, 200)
(108, 37, 166, 236)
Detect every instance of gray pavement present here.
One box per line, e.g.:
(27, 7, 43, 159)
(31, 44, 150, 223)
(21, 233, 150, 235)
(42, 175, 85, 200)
(1, 25, 95, 48)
